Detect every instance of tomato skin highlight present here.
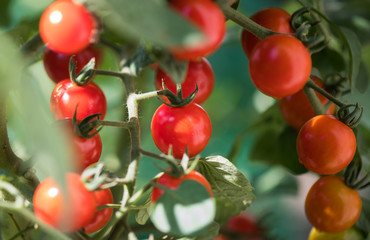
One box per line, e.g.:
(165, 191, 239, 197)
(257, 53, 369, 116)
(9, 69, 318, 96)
(297, 115, 356, 175)
(249, 34, 311, 99)
(39, 0, 96, 54)
(151, 170, 212, 203)
(305, 175, 362, 233)
(33, 173, 96, 232)
(155, 57, 214, 104)
(169, 0, 226, 60)
(151, 103, 212, 159)
(50, 79, 107, 120)
(241, 8, 294, 58)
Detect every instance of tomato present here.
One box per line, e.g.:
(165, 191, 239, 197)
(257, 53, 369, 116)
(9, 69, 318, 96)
(151, 103, 212, 159)
(297, 115, 356, 175)
(169, 0, 226, 60)
(43, 45, 102, 84)
(279, 76, 335, 130)
(84, 189, 114, 234)
(39, 0, 97, 54)
(308, 227, 364, 240)
(151, 170, 212, 203)
(241, 8, 294, 58)
(50, 79, 107, 120)
(305, 176, 362, 233)
(155, 57, 214, 104)
(249, 34, 311, 99)
(33, 173, 96, 232)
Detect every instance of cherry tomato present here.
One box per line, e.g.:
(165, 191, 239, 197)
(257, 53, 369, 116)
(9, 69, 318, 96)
(297, 115, 356, 175)
(169, 0, 226, 60)
(241, 8, 294, 58)
(249, 34, 311, 99)
(33, 173, 96, 232)
(50, 79, 107, 120)
(305, 176, 362, 233)
(155, 57, 214, 104)
(308, 227, 364, 240)
(279, 76, 335, 130)
(43, 45, 102, 84)
(39, 0, 97, 54)
(151, 170, 212, 203)
(84, 189, 114, 234)
(151, 103, 212, 159)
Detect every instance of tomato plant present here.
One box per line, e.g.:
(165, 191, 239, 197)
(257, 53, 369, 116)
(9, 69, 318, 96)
(305, 175, 362, 233)
(241, 8, 294, 58)
(50, 79, 107, 120)
(155, 57, 214, 104)
(169, 0, 226, 60)
(297, 115, 356, 175)
(33, 173, 96, 232)
(308, 227, 364, 240)
(249, 34, 312, 99)
(39, 0, 97, 54)
(151, 170, 212, 203)
(151, 103, 212, 159)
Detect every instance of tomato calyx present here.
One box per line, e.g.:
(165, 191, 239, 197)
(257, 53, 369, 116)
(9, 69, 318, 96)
(69, 55, 97, 86)
(72, 107, 102, 138)
(343, 157, 370, 190)
(157, 83, 198, 107)
(336, 103, 364, 128)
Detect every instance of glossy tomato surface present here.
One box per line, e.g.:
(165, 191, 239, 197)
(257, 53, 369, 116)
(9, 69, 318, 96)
(249, 34, 311, 99)
(39, 0, 96, 54)
(155, 57, 214, 104)
(33, 173, 96, 232)
(169, 0, 226, 60)
(151, 170, 212, 203)
(241, 8, 294, 58)
(297, 115, 356, 175)
(308, 227, 364, 240)
(43, 45, 101, 84)
(84, 189, 114, 234)
(305, 176, 362, 233)
(151, 103, 212, 159)
(50, 79, 107, 120)
(279, 76, 335, 130)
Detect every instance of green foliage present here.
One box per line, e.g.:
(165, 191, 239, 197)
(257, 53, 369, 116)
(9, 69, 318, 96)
(356, 198, 370, 235)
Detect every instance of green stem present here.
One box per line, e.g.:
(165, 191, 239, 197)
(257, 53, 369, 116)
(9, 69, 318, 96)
(98, 120, 132, 129)
(20, 33, 44, 63)
(302, 84, 325, 115)
(306, 78, 345, 107)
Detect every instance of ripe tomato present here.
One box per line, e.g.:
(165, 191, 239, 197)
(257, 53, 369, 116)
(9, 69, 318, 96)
(241, 8, 294, 58)
(308, 227, 364, 240)
(279, 76, 335, 130)
(33, 173, 96, 232)
(50, 79, 107, 120)
(249, 34, 311, 99)
(84, 189, 114, 234)
(155, 57, 214, 104)
(151, 170, 212, 203)
(297, 115, 356, 175)
(169, 0, 226, 60)
(39, 0, 97, 54)
(43, 45, 102, 84)
(305, 176, 362, 233)
(151, 103, 212, 159)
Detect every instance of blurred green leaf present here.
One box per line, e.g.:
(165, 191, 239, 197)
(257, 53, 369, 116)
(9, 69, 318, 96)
(312, 47, 346, 78)
(196, 156, 255, 223)
(356, 198, 370, 233)
(150, 180, 215, 237)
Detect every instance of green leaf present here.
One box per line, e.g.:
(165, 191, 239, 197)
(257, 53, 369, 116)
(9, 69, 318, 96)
(312, 47, 346, 78)
(135, 198, 151, 225)
(356, 198, 370, 233)
(89, 0, 204, 48)
(355, 63, 369, 94)
(150, 180, 216, 237)
(196, 156, 255, 223)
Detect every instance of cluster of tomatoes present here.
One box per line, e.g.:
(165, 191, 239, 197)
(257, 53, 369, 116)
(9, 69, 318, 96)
(241, 7, 362, 236)
(34, 0, 113, 233)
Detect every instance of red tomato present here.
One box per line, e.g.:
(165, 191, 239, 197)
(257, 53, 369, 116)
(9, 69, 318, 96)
(155, 57, 214, 104)
(279, 76, 335, 130)
(84, 189, 114, 234)
(151, 103, 212, 159)
(297, 115, 356, 175)
(43, 45, 102, 84)
(241, 8, 294, 58)
(169, 0, 226, 60)
(249, 34, 311, 99)
(151, 170, 212, 203)
(39, 0, 97, 54)
(305, 175, 362, 233)
(50, 79, 107, 120)
(33, 173, 96, 232)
